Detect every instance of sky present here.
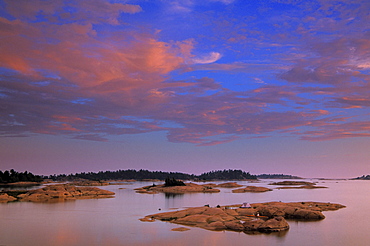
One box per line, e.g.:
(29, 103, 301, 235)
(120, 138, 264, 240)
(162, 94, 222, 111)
(1, 0, 369, 178)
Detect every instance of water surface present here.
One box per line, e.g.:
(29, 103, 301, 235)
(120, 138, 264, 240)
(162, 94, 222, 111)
(0, 179, 369, 246)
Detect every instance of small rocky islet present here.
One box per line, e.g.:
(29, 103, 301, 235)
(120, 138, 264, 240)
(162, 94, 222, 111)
(140, 201, 345, 233)
(0, 184, 115, 203)
(269, 181, 328, 189)
(135, 179, 329, 194)
(135, 182, 221, 194)
(135, 182, 273, 194)
(232, 186, 272, 193)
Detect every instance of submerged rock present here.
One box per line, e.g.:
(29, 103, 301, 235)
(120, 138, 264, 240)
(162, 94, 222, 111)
(269, 181, 316, 186)
(171, 227, 190, 231)
(140, 201, 345, 234)
(275, 185, 327, 189)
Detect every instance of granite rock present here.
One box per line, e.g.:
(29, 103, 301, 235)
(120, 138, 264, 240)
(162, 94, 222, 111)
(136, 182, 220, 194)
(17, 184, 115, 202)
(140, 201, 345, 234)
(232, 186, 272, 193)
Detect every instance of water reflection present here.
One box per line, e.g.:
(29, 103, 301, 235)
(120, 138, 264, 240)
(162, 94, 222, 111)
(0, 180, 369, 246)
(164, 192, 184, 209)
(0, 183, 42, 191)
(164, 193, 184, 199)
(243, 229, 288, 237)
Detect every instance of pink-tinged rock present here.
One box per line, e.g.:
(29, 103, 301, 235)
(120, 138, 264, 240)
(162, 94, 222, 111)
(269, 181, 316, 186)
(175, 214, 210, 225)
(140, 201, 345, 234)
(17, 184, 115, 203)
(0, 193, 17, 203)
(136, 182, 220, 194)
(232, 186, 272, 193)
(257, 216, 290, 232)
(171, 227, 190, 231)
(291, 209, 325, 220)
(205, 221, 227, 230)
(235, 208, 258, 216)
(216, 182, 243, 188)
(242, 219, 265, 231)
(257, 206, 286, 217)
(224, 221, 245, 231)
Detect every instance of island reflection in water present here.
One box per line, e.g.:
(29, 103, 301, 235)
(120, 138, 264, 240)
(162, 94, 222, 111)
(0, 179, 369, 246)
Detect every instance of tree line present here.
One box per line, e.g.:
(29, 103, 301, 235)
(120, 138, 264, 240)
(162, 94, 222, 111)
(1, 169, 310, 183)
(256, 174, 302, 179)
(0, 169, 43, 183)
(197, 169, 256, 180)
(48, 169, 257, 181)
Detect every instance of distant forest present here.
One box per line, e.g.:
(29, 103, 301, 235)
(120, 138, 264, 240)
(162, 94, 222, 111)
(256, 174, 302, 179)
(0, 169, 43, 183)
(47, 169, 257, 181)
(1, 169, 305, 183)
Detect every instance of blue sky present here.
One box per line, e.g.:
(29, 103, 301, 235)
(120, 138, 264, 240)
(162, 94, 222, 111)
(1, 0, 369, 178)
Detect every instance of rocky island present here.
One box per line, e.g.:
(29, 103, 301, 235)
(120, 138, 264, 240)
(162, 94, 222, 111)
(269, 181, 316, 186)
(140, 201, 345, 234)
(0, 193, 18, 203)
(0, 184, 115, 203)
(214, 182, 243, 188)
(136, 180, 275, 194)
(269, 181, 327, 189)
(232, 186, 272, 193)
(135, 182, 220, 194)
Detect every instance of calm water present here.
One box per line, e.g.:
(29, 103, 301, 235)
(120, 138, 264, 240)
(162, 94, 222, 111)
(0, 179, 369, 246)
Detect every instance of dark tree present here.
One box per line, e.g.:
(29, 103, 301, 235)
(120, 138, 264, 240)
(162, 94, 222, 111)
(164, 177, 185, 187)
(0, 170, 43, 183)
(198, 169, 257, 180)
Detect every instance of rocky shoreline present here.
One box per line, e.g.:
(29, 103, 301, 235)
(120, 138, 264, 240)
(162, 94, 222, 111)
(135, 179, 331, 194)
(0, 184, 115, 203)
(135, 182, 221, 194)
(269, 181, 328, 189)
(140, 201, 345, 233)
(135, 182, 276, 194)
(232, 186, 272, 193)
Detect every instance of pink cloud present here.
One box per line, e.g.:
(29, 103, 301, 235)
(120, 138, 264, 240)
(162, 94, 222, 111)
(0, 14, 191, 93)
(4, 0, 142, 24)
(4, 0, 64, 20)
(332, 96, 370, 108)
(299, 121, 370, 141)
(1, 0, 370, 146)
